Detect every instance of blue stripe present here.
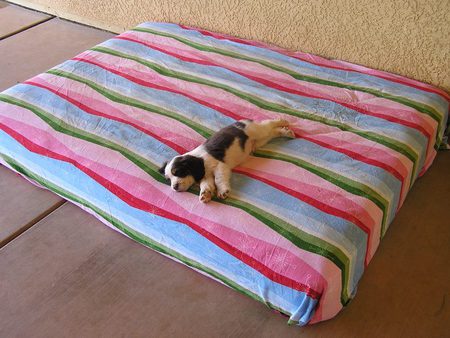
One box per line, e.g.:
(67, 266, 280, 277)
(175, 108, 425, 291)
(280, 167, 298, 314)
(0, 130, 318, 324)
(53, 59, 236, 132)
(2, 86, 365, 292)
(232, 173, 365, 293)
(45, 57, 415, 200)
(2, 86, 366, 285)
(100, 37, 430, 154)
(263, 138, 403, 223)
(5, 83, 179, 167)
(141, 22, 449, 115)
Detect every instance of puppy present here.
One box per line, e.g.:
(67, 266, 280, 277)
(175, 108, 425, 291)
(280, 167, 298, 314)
(159, 119, 295, 203)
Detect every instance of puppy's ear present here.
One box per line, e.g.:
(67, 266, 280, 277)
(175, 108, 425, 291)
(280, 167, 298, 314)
(184, 155, 205, 182)
(158, 161, 167, 175)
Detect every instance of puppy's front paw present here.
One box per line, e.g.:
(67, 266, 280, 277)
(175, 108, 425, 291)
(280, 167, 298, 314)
(217, 188, 230, 200)
(200, 189, 212, 203)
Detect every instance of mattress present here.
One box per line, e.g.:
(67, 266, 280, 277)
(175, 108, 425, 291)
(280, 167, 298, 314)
(0, 22, 448, 326)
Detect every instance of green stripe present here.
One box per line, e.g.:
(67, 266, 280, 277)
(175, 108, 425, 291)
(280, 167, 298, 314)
(0, 93, 164, 183)
(40, 69, 390, 236)
(196, 187, 351, 304)
(0, 153, 295, 321)
(134, 26, 444, 143)
(0, 94, 352, 304)
(255, 149, 389, 235)
(42, 69, 390, 236)
(219, 194, 351, 304)
(46, 69, 212, 138)
(91, 45, 419, 180)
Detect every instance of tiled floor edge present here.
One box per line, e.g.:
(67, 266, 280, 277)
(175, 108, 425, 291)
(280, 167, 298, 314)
(0, 199, 66, 248)
(0, 15, 53, 40)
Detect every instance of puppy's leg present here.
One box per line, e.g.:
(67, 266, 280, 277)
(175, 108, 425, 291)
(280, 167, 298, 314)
(214, 162, 231, 200)
(255, 119, 290, 128)
(248, 119, 295, 149)
(199, 175, 216, 203)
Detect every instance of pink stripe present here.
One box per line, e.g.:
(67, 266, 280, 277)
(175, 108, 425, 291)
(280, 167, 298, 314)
(2, 116, 326, 294)
(2, 103, 347, 316)
(239, 158, 381, 261)
(297, 130, 411, 203)
(72, 51, 413, 182)
(28, 74, 203, 152)
(71, 52, 412, 206)
(178, 24, 450, 102)
(68, 52, 411, 211)
(25, 72, 386, 241)
(418, 148, 437, 178)
(122, 30, 437, 143)
(310, 268, 343, 323)
(293, 127, 410, 206)
(120, 31, 437, 175)
(4, 120, 324, 298)
(4, 152, 343, 322)
(0, 106, 335, 294)
(333, 60, 450, 102)
(303, 131, 412, 205)
(24, 68, 384, 263)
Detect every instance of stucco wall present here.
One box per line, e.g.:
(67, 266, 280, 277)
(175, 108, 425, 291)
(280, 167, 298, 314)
(9, 0, 450, 92)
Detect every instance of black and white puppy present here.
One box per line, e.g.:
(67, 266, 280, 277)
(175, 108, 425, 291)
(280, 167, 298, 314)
(159, 119, 295, 203)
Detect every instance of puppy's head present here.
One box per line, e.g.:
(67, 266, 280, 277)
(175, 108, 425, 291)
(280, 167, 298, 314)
(159, 155, 205, 192)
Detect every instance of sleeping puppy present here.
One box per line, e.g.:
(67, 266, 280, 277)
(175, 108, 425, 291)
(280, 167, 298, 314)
(159, 119, 295, 203)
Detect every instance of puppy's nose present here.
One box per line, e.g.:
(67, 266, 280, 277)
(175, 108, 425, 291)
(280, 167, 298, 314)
(173, 183, 179, 191)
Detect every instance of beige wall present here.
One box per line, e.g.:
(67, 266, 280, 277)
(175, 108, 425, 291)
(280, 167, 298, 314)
(9, 0, 450, 93)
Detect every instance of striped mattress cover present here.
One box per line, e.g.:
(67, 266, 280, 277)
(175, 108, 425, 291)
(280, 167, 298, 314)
(0, 22, 448, 326)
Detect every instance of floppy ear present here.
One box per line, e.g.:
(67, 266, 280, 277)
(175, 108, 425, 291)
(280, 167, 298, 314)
(184, 155, 205, 182)
(158, 162, 167, 175)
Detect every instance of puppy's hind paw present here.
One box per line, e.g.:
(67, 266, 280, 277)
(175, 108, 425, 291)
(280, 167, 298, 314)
(275, 119, 290, 128)
(278, 126, 296, 138)
(217, 188, 230, 200)
(284, 127, 296, 138)
(199, 190, 212, 203)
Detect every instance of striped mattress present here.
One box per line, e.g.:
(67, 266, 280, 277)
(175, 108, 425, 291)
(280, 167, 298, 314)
(0, 22, 448, 325)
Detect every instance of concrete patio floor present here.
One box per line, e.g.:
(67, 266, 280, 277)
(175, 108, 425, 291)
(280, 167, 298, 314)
(0, 2, 449, 337)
